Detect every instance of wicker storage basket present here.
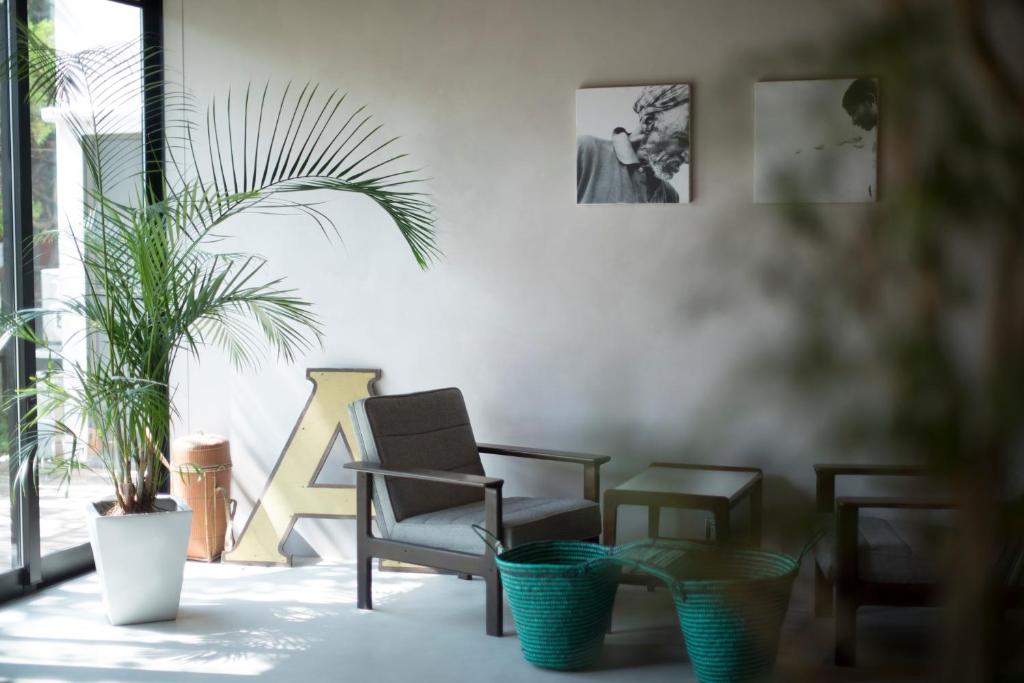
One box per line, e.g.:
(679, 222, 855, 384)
(623, 540, 800, 683)
(170, 434, 234, 562)
(476, 528, 621, 670)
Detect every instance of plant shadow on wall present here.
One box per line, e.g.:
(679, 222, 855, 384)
(687, 2, 1024, 680)
(0, 27, 437, 515)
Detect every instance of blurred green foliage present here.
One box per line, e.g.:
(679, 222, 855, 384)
(764, 4, 1023, 483)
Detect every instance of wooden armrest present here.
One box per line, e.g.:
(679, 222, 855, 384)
(478, 443, 611, 466)
(477, 443, 608, 503)
(835, 496, 954, 511)
(814, 463, 928, 476)
(344, 461, 504, 489)
(651, 462, 761, 474)
(815, 463, 929, 513)
(349, 462, 505, 556)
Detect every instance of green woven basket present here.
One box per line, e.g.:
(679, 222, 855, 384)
(624, 541, 802, 683)
(474, 528, 621, 671)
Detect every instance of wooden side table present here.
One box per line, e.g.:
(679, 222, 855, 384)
(603, 463, 763, 549)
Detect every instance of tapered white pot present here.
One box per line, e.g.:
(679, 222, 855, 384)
(86, 494, 192, 625)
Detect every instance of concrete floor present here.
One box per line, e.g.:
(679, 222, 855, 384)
(0, 559, 960, 683)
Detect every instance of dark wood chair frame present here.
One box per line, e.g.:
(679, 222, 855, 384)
(815, 464, 953, 666)
(343, 443, 609, 637)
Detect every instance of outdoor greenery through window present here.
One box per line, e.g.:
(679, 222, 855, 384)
(23, 0, 143, 557)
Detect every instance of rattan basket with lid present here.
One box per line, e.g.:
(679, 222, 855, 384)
(170, 433, 234, 562)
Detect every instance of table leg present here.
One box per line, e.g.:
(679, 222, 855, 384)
(645, 505, 661, 592)
(602, 496, 618, 547)
(714, 502, 731, 544)
(602, 495, 618, 633)
(647, 505, 660, 539)
(749, 479, 763, 547)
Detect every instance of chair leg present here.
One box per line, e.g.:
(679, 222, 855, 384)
(357, 551, 373, 610)
(835, 595, 857, 666)
(835, 502, 858, 666)
(356, 471, 373, 611)
(485, 568, 503, 637)
(815, 563, 834, 618)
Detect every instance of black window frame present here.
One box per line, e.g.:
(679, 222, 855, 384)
(0, 0, 164, 604)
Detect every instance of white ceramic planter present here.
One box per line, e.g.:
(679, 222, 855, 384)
(86, 494, 192, 626)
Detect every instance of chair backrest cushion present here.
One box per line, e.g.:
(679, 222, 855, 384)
(349, 388, 485, 529)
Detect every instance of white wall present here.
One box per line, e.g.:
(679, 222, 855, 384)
(165, 0, 884, 558)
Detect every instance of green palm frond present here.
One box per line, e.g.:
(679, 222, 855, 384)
(176, 80, 438, 265)
(0, 23, 438, 512)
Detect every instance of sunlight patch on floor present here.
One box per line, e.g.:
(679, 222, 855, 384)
(0, 561, 431, 679)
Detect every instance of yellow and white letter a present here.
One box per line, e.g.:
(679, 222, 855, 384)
(223, 368, 379, 565)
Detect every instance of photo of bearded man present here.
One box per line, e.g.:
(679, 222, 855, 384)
(577, 83, 691, 204)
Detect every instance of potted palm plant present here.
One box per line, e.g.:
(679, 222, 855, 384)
(3, 32, 435, 624)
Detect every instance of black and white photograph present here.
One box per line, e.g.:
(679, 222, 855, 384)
(754, 78, 878, 203)
(576, 84, 691, 204)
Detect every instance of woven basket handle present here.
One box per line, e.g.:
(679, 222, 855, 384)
(611, 560, 680, 589)
(609, 538, 691, 590)
(796, 525, 830, 564)
(218, 486, 237, 553)
(471, 525, 505, 555)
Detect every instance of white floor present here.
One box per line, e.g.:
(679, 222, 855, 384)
(0, 561, 943, 683)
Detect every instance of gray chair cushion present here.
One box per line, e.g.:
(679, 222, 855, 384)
(351, 388, 485, 526)
(390, 497, 602, 555)
(816, 515, 942, 584)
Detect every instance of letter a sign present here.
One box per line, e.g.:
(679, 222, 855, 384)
(224, 368, 380, 565)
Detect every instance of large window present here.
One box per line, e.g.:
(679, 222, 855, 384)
(31, 0, 145, 559)
(1, 0, 161, 602)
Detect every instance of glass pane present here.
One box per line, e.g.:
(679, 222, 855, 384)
(29, 0, 143, 556)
